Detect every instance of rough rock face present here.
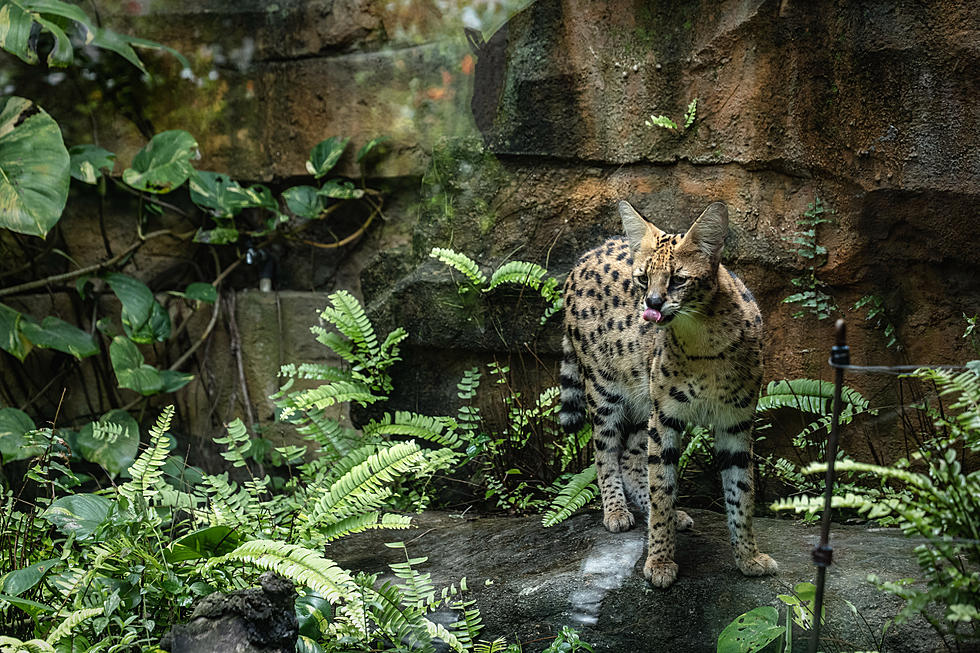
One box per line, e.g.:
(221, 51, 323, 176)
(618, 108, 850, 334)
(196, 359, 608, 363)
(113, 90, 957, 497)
(159, 572, 298, 653)
(330, 509, 944, 652)
(2, 0, 977, 455)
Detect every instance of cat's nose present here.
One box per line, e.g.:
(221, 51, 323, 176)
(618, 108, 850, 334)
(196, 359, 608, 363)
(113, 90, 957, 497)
(645, 294, 664, 310)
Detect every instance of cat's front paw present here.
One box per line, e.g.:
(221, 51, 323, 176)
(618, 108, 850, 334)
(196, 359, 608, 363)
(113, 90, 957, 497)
(602, 508, 635, 532)
(675, 510, 694, 531)
(643, 558, 678, 588)
(736, 552, 779, 577)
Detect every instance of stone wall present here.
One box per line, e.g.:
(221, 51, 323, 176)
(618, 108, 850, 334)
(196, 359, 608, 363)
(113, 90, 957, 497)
(3, 0, 979, 465)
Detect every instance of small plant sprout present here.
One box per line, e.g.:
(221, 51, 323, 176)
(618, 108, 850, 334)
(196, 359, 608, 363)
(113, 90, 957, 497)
(644, 98, 698, 133)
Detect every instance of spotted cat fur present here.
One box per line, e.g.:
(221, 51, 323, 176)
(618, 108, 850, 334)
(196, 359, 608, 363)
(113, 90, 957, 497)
(560, 200, 778, 587)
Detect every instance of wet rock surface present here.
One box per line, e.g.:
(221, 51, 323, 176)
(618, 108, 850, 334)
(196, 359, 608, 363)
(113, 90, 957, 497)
(159, 572, 298, 653)
(330, 509, 943, 652)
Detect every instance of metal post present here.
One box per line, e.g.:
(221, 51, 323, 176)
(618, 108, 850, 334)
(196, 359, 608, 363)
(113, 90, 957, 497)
(808, 319, 849, 653)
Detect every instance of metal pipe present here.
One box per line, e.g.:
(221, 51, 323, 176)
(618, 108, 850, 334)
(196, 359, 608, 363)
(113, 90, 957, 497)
(808, 318, 849, 653)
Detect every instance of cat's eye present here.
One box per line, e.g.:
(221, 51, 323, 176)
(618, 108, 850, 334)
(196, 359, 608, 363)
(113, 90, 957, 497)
(669, 276, 689, 290)
(632, 269, 648, 288)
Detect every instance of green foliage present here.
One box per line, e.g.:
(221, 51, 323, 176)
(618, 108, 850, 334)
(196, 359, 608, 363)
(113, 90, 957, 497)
(717, 583, 822, 653)
(0, 0, 187, 71)
(854, 294, 899, 349)
(645, 114, 678, 130)
(0, 97, 69, 238)
(772, 366, 980, 646)
(783, 197, 838, 320)
(644, 98, 698, 133)
(542, 465, 597, 527)
(428, 247, 563, 326)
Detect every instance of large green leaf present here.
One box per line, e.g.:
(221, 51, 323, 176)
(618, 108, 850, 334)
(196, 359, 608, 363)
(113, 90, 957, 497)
(165, 525, 241, 563)
(182, 282, 217, 304)
(75, 409, 139, 475)
(0, 0, 89, 66)
(103, 272, 171, 343)
(110, 336, 163, 395)
(69, 144, 115, 185)
(189, 170, 276, 218)
(283, 185, 323, 219)
(160, 369, 193, 393)
(306, 137, 348, 179)
(20, 315, 98, 358)
(122, 130, 199, 194)
(716, 606, 784, 653)
(0, 558, 59, 597)
(41, 493, 112, 540)
(88, 26, 191, 73)
(0, 302, 31, 360)
(0, 97, 70, 237)
(0, 406, 43, 462)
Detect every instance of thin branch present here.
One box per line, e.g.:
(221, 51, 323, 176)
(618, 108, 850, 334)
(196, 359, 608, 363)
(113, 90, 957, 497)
(0, 229, 192, 297)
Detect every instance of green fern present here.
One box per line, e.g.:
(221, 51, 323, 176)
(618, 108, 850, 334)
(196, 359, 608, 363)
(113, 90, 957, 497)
(315, 511, 413, 543)
(279, 362, 354, 383)
(45, 607, 104, 646)
(303, 441, 427, 527)
(456, 367, 483, 437)
(209, 539, 356, 604)
(290, 380, 380, 411)
(429, 247, 487, 288)
(542, 465, 598, 527)
(0, 637, 56, 652)
(212, 417, 253, 469)
(92, 420, 126, 444)
(645, 114, 678, 130)
(320, 290, 380, 357)
(756, 378, 869, 415)
(364, 411, 461, 448)
(486, 260, 547, 292)
(119, 405, 174, 502)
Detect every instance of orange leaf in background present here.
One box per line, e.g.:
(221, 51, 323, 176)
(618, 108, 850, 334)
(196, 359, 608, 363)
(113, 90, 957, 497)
(461, 54, 475, 75)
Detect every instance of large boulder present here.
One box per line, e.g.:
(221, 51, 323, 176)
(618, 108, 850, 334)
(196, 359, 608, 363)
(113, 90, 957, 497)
(331, 508, 945, 652)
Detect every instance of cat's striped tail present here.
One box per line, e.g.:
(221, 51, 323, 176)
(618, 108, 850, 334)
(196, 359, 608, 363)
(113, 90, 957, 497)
(558, 333, 586, 433)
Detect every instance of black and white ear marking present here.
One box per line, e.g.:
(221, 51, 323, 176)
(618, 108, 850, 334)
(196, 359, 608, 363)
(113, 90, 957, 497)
(685, 202, 729, 260)
(619, 201, 664, 254)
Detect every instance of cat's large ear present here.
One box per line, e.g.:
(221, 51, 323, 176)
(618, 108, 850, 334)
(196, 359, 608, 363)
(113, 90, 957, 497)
(683, 202, 728, 261)
(619, 201, 663, 253)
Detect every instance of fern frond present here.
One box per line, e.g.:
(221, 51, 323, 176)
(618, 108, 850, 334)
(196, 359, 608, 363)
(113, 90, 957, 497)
(119, 405, 174, 502)
(645, 114, 678, 130)
(486, 260, 547, 293)
(209, 540, 355, 604)
(46, 606, 104, 645)
(92, 421, 126, 443)
(280, 362, 354, 383)
(305, 441, 426, 526)
(801, 460, 933, 490)
(770, 492, 904, 520)
(213, 418, 252, 468)
(361, 579, 434, 652)
(315, 511, 412, 543)
(364, 411, 461, 448)
(319, 290, 380, 358)
(296, 411, 361, 460)
(0, 637, 56, 652)
(542, 465, 598, 527)
(430, 248, 487, 288)
(386, 542, 436, 608)
(292, 380, 380, 410)
(756, 378, 870, 414)
(449, 600, 484, 649)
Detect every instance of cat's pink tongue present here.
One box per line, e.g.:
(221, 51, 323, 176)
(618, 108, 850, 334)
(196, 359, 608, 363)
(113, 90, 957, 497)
(642, 308, 662, 323)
